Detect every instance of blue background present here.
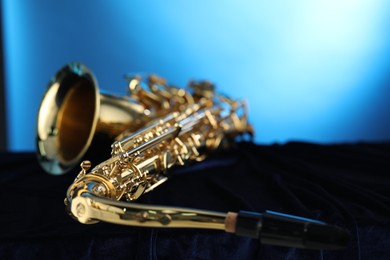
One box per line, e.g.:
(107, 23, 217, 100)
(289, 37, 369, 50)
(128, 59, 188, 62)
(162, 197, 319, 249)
(2, 0, 390, 151)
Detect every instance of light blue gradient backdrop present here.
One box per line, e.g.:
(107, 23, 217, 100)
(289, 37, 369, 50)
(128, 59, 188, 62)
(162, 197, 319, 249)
(2, 0, 390, 151)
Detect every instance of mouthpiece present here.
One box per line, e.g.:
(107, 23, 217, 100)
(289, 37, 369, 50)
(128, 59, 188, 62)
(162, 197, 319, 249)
(226, 210, 349, 250)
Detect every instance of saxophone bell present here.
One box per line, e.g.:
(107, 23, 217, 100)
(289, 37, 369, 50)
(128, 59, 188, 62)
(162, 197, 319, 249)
(36, 63, 151, 175)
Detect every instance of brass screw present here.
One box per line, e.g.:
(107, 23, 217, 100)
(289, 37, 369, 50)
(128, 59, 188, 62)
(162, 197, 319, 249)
(76, 203, 86, 217)
(81, 161, 92, 172)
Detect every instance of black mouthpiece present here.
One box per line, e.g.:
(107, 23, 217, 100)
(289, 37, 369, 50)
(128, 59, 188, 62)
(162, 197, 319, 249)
(235, 210, 349, 250)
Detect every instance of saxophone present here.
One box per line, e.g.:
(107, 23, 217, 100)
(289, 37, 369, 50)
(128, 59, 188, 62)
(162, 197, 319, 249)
(38, 63, 348, 249)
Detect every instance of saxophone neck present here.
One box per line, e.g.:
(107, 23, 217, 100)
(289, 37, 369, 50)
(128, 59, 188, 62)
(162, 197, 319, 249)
(67, 191, 349, 251)
(69, 191, 227, 231)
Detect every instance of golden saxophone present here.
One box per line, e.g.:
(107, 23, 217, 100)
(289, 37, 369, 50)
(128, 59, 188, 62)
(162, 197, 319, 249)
(38, 63, 349, 250)
(64, 65, 254, 227)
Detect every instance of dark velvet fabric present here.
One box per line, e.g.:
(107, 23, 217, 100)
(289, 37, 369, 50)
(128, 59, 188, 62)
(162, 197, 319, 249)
(0, 141, 389, 259)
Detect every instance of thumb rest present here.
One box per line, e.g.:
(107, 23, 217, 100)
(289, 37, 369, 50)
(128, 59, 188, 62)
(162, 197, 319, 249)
(38, 63, 349, 250)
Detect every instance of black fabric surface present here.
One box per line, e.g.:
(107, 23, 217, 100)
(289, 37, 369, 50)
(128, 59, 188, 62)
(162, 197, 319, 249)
(0, 141, 389, 259)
